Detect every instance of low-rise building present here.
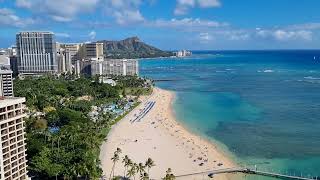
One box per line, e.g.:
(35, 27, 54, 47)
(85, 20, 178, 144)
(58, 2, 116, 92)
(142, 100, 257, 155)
(99, 77, 116, 86)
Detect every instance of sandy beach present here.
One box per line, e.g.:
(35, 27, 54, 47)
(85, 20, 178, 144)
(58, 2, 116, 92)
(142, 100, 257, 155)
(100, 87, 238, 179)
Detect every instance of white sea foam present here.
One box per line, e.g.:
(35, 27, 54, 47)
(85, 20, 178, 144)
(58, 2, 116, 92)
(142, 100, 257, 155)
(216, 70, 227, 73)
(258, 69, 274, 73)
(264, 69, 274, 73)
(304, 76, 320, 80)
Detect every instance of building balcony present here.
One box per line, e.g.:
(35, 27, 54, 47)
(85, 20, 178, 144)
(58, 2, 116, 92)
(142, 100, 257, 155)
(2, 135, 8, 141)
(3, 152, 10, 159)
(4, 165, 11, 172)
(2, 129, 8, 135)
(2, 141, 9, 147)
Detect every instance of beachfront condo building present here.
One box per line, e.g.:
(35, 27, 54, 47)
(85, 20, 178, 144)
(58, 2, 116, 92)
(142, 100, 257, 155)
(75, 58, 139, 77)
(16, 32, 57, 74)
(0, 70, 13, 97)
(0, 97, 28, 180)
(91, 59, 139, 76)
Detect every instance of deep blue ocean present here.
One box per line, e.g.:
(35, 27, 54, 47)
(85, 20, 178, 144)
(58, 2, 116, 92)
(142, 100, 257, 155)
(139, 50, 320, 179)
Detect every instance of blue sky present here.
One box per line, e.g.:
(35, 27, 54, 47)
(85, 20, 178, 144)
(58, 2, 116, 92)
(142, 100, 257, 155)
(1, 0, 320, 50)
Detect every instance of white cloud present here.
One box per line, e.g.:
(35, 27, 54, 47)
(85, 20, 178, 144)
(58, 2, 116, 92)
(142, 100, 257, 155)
(207, 30, 250, 41)
(289, 23, 320, 30)
(15, 0, 99, 22)
(0, 8, 34, 27)
(109, 0, 141, 8)
(0, 8, 13, 14)
(177, 0, 196, 6)
(14, 0, 146, 24)
(227, 31, 250, 41)
(51, 16, 72, 23)
(273, 30, 312, 41)
(104, 0, 145, 25)
(151, 18, 228, 29)
(256, 29, 268, 38)
(56, 32, 70, 38)
(175, 0, 220, 15)
(174, 6, 189, 15)
(256, 29, 313, 41)
(147, 18, 239, 44)
(113, 10, 144, 25)
(15, 0, 32, 8)
(14, 0, 151, 25)
(199, 32, 213, 43)
(198, 0, 220, 8)
(88, 31, 96, 40)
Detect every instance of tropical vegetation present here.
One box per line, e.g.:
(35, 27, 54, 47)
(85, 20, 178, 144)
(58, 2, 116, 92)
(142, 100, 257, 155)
(109, 148, 174, 180)
(14, 74, 152, 179)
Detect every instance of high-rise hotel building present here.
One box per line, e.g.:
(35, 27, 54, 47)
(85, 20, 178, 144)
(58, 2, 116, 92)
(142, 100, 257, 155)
(79, 43, 104, 60)
(0, 97, 28, 180)
(16, 32, 57, 74)
(60, 43, 82, 64)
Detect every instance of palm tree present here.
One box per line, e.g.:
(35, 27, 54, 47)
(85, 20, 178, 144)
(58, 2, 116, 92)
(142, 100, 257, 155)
(140, 173, 149, 180)
(122, 155, 130, 178)
(127, 163, 137, 180)
(163, 168, 175, 180)
(110, 149, 121, 180)
(115, 147, 122, 155)
(137, 163, 145, 176)
(110, 148, 122, 179)
(145, 158, 155, 176)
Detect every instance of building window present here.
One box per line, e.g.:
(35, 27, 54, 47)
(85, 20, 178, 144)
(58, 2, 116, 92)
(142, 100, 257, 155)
(0, 107, 6, 113)
(1, 123, 7, 128)
(0, 114, 6, 120)
(1, 129, 8, 135)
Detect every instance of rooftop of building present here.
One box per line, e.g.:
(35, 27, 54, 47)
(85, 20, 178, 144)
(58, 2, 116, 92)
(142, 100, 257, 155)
(84, 42, 104, 45)
(0, 69, 13, 74)
(59, 42, 83, 45)
(0, 97, 25, 107)
(17, 31, 54, 34)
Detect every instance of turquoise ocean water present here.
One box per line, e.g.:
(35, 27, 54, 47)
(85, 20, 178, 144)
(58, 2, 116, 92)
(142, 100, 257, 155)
(139, 50, 320, 179)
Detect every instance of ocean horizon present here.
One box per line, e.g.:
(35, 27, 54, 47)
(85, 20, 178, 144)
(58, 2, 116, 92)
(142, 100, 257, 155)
(140, 50, 320, 179)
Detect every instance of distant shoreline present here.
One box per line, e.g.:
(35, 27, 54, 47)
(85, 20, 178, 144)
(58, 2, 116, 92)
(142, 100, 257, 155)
(138, 56, 176, 60)
(138, 56, 193, 60)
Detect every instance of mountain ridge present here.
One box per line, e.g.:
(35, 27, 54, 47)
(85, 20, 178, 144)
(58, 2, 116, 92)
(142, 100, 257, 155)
(97, 37, 173, 59)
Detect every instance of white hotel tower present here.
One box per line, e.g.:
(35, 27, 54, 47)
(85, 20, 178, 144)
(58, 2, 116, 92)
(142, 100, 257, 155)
(16, 32, 57, 74)
(0, 97, 28, 180)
